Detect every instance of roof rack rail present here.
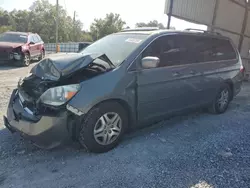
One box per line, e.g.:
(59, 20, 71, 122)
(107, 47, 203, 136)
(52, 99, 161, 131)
(185, 28, 221, 36)
(121, 27, 159, 32)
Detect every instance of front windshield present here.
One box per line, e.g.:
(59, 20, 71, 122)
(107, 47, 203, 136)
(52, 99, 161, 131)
(80, 33, 149, 66)
(0, 33, 28, 43)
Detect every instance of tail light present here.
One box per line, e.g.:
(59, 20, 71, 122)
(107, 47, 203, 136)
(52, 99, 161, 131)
(240, 65, 245, 73)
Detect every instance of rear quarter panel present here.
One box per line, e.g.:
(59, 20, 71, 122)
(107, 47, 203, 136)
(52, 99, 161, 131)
(198, 37, 243, 101)
(216, 57, 243, 96)
(202, 55, 242, 104)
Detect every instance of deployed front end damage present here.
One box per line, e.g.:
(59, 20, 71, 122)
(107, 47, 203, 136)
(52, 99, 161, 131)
(3, 53, 114, 149)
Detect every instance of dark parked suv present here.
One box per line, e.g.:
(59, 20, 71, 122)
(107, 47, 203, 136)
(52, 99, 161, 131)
(0, 31, 45, 66)
(4, 28, 244, 153)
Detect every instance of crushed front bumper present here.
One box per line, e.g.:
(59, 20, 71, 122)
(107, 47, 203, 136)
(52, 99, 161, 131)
(3, 89, 70, 149)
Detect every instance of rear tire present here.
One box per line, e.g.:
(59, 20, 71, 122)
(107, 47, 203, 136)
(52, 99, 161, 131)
(78, 102, 128, 153)
(209, 83, 231, 114)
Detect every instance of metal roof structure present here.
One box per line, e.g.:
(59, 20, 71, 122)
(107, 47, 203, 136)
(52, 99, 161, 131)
(165, 0, 250, 74)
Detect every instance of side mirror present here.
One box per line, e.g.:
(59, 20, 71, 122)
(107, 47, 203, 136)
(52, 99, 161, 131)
(141, 56, 160, 69)
(29, 41, 35, 45)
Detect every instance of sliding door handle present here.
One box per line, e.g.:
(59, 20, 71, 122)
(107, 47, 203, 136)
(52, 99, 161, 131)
(173, 72, 181, 77)
(190, 70, 197, 75)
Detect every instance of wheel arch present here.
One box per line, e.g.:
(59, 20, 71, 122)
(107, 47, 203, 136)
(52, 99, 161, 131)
(224, 79, 234, 101)
(69, 98, 135, 141)
(23, 50, 30, 55)
(91, 98, 134, 129)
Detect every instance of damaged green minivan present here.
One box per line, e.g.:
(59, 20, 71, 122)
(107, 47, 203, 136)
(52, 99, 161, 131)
(4, 28, 244, 153)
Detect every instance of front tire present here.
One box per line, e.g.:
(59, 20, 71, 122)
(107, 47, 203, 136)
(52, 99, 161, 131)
(21, 53, 30, 67)
(78, 102, 128, 153)
(209, 84, 231, 114)
(38, 50, 45, 61)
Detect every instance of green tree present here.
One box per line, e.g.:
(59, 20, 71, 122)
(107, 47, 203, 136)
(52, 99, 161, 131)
(0, 8, 13, 33)
(28, 0, 86, 42)
(0, 25, 12, 33)
(80, 32, 93, 42)
(9, 9, 30, 32)
(0, 9, 10, 25)
(136, 20, 165, 29)
(29, 0, 61, 42)
(0, 0, 89, 42)
(90, 13, 126, 40)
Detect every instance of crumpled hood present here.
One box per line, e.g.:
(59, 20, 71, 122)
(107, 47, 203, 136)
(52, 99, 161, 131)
(30, 52, 113, 81)
(0, 42, 23, 52)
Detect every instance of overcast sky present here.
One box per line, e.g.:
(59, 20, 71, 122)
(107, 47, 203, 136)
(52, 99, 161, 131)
(0, 0, 206, 30)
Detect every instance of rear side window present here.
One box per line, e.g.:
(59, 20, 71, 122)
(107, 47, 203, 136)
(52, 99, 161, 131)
(29, 35, 35, 43)
(141, 34, 237, 68)
(166, 35, 237, 64)
(202, 38, 237, 61)
(36, 34, 42, 42)
(32, 35, 40, 43)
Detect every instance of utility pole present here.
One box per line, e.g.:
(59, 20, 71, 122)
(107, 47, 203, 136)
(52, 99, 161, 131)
(73, 11, 76, 42)
(56, 0, 59, 52)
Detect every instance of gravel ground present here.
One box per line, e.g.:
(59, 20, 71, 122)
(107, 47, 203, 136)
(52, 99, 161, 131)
(0, 64, 250, 188)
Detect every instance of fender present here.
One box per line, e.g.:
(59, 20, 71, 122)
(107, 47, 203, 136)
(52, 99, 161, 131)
(68, 67, 137, 124)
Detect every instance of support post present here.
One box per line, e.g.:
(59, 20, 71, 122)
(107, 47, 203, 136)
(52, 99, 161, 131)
(211, 0, 219, 31)
(56, 0, 59, 53)
(167, 0, 174, 29)
(238, 1, 248, 51)
(73, 11, 76, 42)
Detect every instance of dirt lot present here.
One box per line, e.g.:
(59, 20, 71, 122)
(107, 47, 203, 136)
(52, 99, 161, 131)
(0, 63, 250, 188)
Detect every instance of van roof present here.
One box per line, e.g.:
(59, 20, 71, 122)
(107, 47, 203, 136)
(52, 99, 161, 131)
(118, 28, 230, 40)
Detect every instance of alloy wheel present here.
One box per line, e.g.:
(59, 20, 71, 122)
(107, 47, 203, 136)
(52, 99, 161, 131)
(24, 54, 30, 66)
(217, 89, 229, 111)
(93, 112, 122, 145)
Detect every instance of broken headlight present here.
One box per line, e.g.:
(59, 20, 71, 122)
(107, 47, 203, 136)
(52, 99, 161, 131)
(40, 84, 80, 106)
